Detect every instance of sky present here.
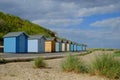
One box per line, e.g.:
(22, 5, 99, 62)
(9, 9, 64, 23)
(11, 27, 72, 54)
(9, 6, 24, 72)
(0, 0, 120, 49)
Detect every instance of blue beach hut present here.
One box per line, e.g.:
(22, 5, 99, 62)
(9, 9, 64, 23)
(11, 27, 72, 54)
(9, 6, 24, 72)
(3, 31, 28, 53)
(80, 44, 83, 51)
(28, 35, 46, 53)
(76, 43, 79, 51)
(77, 44, 82, 51)
(55, 39, 61, 52)
(73, 42, 77, 52)
(70, 42, 74, 52)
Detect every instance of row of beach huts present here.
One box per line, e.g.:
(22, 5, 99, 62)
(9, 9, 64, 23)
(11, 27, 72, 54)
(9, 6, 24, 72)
(3, 31, 87, 53)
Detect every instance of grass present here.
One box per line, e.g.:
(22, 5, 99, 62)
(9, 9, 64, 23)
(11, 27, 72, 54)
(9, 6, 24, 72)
(61, 54, 88, 73)
(88, 48, 116, 52)
(34, 57, 47, 68)
(86, 50, 93, 54)
(114, 50, 120, 57)
(89, 54, 120, 79)
(0, 58, 7, 64)
(78, 49, 93, 56)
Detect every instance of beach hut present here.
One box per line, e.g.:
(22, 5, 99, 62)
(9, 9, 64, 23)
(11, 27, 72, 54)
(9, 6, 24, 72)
(76, 43, 79, 51)
(77, 44, 82, 51)
(45, 37, 56, 53)
(66, 40, 71, 52)
(73, 42, 77, 52)
(68, 41, 72, 51)
(61, 40, 67, 52)
(82, 44, 87, 51)
(70, 42, 74, 52)
(28, 35, 46, 53)
(3, 31, 28, 53)
(80, 44, 83, 51)
(55, 39, 62, 52)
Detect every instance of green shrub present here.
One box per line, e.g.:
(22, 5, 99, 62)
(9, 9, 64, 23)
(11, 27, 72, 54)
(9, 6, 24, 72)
(0, 58, 7, 64)
(89, 54, 120, 79)
(105, 48, 115, 51)
(61, 54, 87, 73)
(90, 48, 115, 52)
(114, 50, 120, 57)
(34, 57, 46, 68)
(86, 50, 93, 54)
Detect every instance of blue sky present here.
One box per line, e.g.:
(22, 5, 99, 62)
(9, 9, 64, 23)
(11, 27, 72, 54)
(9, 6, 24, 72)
(0, 0, 120, 49)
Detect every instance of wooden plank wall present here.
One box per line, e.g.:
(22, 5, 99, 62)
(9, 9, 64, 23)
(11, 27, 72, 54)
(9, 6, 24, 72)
(0, 41, 3, 52)
(0, 46, 3, 52)
(52, 41, 55, 52)
(45, 41, 52, 52)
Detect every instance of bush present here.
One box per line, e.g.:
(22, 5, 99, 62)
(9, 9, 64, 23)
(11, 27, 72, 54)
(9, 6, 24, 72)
(86, 50, 93, 54)
(34, 57, 46, 68)
(61, 54, 87, 73)
(0, 58, 7, 64)
(114, 50, 120, 57)
(89, 54, 120, 79)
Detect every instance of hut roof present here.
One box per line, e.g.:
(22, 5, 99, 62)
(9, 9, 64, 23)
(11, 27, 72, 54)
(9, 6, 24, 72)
(62, 40, 68, 43)
(76, 42, 79, 45)
(81, 44, 87, 46)
(46, 37, 56, 41)
(28, 35, 46, 39)
(67, 40, 72, 43)
(3, 31, 28, 38)
(56, 39, 61, 42)
(78, 44, 82, 46)
(72, 41, 76, 44)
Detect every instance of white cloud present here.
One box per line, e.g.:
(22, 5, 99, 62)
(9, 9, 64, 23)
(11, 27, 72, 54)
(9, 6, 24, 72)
(90, 17, 120, 28)
(32, 18, 83, 28)
(52, 28, 120, 48)
(53, 28, 120, 40)
(77, 4, 120, 17)
(1, 0, 120, 19)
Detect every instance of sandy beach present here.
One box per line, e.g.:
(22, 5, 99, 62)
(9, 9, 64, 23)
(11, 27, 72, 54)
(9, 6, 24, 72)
(0, 51, 114, 80)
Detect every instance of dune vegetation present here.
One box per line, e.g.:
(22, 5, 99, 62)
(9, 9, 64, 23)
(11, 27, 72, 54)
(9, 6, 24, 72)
(60, 49, 120, 79)
(0, 11, 56, 41)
